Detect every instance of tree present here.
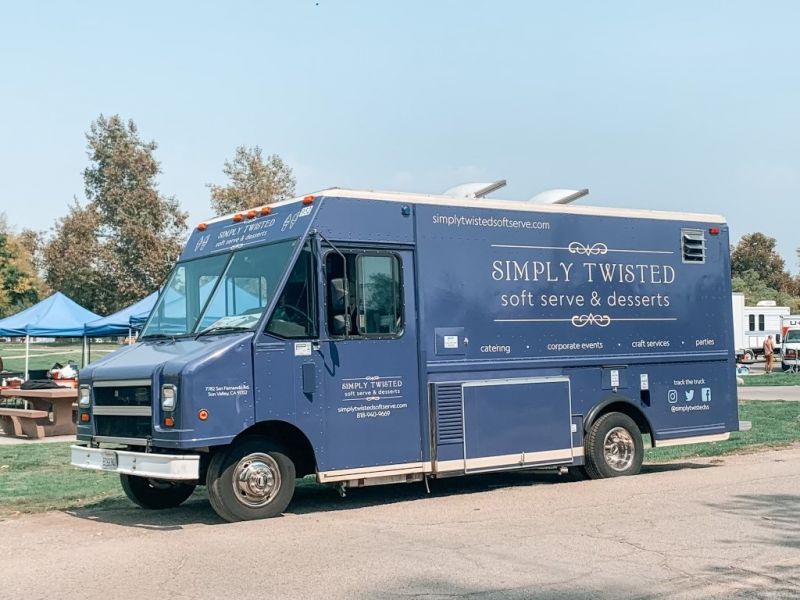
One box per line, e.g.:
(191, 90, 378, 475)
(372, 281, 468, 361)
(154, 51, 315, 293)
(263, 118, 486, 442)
(730, 233, 796, 294)
(0, 214, 46, 318)
(731, 270, 800, 312)
(208, 145, 295, 216)
(43, 115, 187, 314)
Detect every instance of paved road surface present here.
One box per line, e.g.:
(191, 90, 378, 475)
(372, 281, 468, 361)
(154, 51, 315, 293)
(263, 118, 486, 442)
(739, 386, 800, 401)
(2, 446, 799, 599)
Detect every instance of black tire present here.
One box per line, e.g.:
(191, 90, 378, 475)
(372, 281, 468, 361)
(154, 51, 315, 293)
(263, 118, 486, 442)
(206, 436, 296, 522)
(119, 474, 196, 509)
(583, 412, 643, 479)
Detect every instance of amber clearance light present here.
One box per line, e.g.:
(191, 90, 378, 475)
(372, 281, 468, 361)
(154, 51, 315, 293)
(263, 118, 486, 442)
(233, 213, 244, 223)
(303, 195, 315, 205)
(260, 206, 271, 215)
(198, 409, 209, 421)
(247, 210, 257, 219)
(197, 223, 207, 231)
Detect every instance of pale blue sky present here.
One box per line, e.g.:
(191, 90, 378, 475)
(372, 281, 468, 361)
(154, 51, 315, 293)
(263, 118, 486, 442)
(1, 1, 798, 270)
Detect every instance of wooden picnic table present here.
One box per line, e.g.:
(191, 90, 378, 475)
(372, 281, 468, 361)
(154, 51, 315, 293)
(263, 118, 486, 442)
(0, 387, 78, 440)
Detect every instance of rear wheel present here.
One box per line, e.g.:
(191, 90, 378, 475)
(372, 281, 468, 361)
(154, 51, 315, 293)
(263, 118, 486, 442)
(206, 437, 296, 522)
(119, 474, 196, 509)
(584, 412, 643, 479)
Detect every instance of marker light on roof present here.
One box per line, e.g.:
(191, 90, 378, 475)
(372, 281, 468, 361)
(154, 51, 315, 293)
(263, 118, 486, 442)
(260, 206, 271, 215)
(247, 210, 257, 219)
(197, 223, 207, 231)
(233, 213, 244, 222)
(303, 195, 315, 205)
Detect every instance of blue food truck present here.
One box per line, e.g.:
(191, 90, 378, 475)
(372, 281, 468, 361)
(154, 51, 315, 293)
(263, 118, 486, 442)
(71, 189, 744, 521)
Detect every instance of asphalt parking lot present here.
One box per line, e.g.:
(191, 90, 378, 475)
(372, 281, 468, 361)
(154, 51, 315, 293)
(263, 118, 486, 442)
(2, 446, 799, 600)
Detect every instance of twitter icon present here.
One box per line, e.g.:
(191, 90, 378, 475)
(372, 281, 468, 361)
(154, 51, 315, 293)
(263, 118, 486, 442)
(685, 390, 695, 402)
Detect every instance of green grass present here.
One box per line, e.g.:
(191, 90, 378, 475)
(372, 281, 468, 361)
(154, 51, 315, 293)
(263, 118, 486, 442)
(646, 400, 800, 462)
(0, 341, 125, 373)
(0, 442, 124, 517)
(0, 401, 798, 517)
(739, 371, 800, 386)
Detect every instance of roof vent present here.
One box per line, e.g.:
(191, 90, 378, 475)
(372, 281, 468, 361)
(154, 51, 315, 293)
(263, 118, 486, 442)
(442, 180, 506, 199)
(528, 189, 589, 204)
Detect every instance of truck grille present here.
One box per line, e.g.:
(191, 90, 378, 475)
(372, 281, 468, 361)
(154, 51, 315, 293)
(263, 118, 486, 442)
(92, 384, 153, 440)
(94, 385, 151, 407)
(95, 415, 152, 438)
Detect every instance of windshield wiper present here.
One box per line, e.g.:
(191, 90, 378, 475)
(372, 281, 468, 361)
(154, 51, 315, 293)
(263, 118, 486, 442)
(140, 333, 176, 341)
(194, 326, 249, 340)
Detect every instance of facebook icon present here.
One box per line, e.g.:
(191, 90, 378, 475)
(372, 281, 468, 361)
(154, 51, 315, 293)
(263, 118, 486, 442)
(701, 387, 712, 402)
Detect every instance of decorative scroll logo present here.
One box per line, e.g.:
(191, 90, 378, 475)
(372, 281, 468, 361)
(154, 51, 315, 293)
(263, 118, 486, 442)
(571, 314, 612, 327)
(568, 242, 608, 256)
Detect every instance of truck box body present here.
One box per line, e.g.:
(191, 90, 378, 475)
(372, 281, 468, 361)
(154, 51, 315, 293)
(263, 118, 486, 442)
(781, 315, 800, 371)
(73, 189, 741, 518)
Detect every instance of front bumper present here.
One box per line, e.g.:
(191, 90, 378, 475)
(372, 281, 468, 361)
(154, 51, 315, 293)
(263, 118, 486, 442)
(70, 445, 200, 481)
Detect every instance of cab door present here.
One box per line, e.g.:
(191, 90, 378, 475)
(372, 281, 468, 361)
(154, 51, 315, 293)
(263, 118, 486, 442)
(253, 242, 324, 447)
(316, 247, 422, 473)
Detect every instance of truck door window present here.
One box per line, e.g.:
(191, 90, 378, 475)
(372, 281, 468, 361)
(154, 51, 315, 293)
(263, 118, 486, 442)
(266, 245, 317, 339)
(325, 251, 403, 338)
(356, 254, 402, 336)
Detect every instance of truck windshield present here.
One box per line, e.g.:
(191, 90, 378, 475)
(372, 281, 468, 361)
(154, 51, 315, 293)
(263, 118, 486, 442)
(786, 330, 800, 343)
(141, 239, 298, 338)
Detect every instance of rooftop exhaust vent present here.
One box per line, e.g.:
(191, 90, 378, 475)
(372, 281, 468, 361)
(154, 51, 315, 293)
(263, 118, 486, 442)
(442, 180, 507, 199)
(528, 189, 589, 205)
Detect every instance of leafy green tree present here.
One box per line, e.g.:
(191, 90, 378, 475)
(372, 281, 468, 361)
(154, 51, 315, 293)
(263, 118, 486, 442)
(43, 115, 187, 314)
(731, 270, 800, 311)
(730, 232, 796, 294)
(0, 214, 45, 317)
(208, 145, 295, 216)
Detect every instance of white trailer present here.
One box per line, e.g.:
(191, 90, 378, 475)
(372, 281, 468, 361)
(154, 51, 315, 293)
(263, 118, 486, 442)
(742, 300, 790, 359)
(732, 293, 746, 361)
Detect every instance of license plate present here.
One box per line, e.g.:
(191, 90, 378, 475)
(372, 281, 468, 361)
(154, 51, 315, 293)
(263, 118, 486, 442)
(101, 450, 118, 470)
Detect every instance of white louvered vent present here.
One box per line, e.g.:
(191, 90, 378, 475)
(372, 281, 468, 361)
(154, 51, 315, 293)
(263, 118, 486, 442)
(681, 228, 706, 263)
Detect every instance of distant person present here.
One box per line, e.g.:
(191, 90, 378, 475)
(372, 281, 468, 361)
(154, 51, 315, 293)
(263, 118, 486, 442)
(763, 335, 775, 374)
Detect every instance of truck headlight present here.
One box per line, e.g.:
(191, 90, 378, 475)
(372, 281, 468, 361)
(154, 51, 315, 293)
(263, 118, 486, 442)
(78, 385, 91, 407)
(161, 384, 177, 411)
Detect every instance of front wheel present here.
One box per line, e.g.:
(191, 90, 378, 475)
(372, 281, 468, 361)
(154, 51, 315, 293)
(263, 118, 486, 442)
(119, 474, 196, 509)
(584, 412, 644, 479)
(206, 437, 296, 522)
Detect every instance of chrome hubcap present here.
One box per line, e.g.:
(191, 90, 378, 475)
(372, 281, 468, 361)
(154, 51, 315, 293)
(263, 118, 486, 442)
(603, 427, 635, 472)
(233, 453, 281, 508)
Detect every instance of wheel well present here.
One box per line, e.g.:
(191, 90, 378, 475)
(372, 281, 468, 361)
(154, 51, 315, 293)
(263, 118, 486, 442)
(234, 420, 317, 477)
(587, 399, 654, 447)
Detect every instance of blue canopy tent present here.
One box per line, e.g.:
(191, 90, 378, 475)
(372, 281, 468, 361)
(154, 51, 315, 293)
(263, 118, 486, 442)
(0, 292, 101, 378)
(84, 292, 158, 337)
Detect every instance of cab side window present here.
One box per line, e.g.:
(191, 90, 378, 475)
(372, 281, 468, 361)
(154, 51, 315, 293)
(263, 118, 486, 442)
(325, 251, 403, 338)
(265, 245, 317, 339)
